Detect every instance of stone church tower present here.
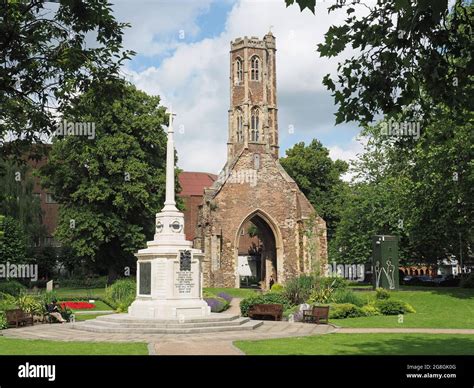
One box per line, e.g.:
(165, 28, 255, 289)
(195, 33, 328, 288)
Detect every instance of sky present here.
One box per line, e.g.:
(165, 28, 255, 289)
(102, 0, 369, 175)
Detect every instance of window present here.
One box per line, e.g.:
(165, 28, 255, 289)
(235, 58, 243, 84)
(253, 153, 260, 170)
(250, 108, 260, 142)
(250, 56, 260, 81)
(45, 193, 57, 204)
(236, 110, 243, 142)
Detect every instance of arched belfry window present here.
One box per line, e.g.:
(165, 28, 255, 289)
(250, 56, 260, 81)
(235, 58, 243, 84)
(236, 110, 243, 142)
(250, 108, 260, 142)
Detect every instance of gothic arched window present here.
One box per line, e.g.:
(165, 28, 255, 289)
(236, 110, 243, 142)
(235, 58, 243, 84)
(250, 56, 260, 81)
(250, 108, 260, 142)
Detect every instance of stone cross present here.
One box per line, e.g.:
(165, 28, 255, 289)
(163, 106, 178, 211)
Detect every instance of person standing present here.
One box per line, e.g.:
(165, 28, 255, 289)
(269, 275, 275, 290)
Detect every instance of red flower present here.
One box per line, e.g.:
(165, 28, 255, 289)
(60, 301, 96, 310)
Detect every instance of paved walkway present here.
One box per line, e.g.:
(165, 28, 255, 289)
(225, 297, 242, 316)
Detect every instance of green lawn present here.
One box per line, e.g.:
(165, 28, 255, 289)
(331, 288, 474, 329)
(52, 287, 107, 298)
(204, 287, 259, 298)
(74, 313, 110, 321)
(235, 333, 474, 355)
(0, 337, 148, 355)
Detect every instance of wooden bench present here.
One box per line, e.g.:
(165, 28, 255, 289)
(302, 305, 330, 324)
(248, 304, 283, 321)
(5, 309, 34, 328)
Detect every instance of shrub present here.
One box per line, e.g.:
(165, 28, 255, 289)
(283, 275, 317, 305)
(0, 312, 7, 329)
(105, 279, 136, 312)
(375, 288, 391, 300)
(204, 297, 229, 313)
(460, 273, 474, 288)
(0, 292, 17, 311)
(331, 289, 364, 307)
(320, 276, 348, 290)
(217, 292, 233, 303)
(361, 304, 381, 316)
(375, 299, 416, 315)
(240, 293, 291, 317)
(308, 286, 334, 304)
(270, 283, 284, 293)
(16, 295, 43, 315)
(403, 302, 416, 313)
(329, 303, 364, 319)
(0, 280, 26, 297)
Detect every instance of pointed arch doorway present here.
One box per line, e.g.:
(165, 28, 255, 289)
(235, 210, 282, 290)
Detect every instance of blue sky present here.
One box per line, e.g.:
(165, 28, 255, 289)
(113, 0, 366, 174)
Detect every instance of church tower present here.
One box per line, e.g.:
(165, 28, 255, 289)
(196, 33, 328, 289)
(228, 33, 279, 160)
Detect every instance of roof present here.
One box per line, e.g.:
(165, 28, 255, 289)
(178, 171, 217, 197)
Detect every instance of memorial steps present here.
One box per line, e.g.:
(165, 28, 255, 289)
(72, 313, 263, 334)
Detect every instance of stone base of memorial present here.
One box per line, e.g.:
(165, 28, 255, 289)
(128, 221, 211, 319)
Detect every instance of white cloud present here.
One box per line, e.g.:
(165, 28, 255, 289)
(119, 0, 368, 173)
(329, 136, 367, 182)
(113, 0, 214, 58)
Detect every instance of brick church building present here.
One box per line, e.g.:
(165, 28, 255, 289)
(189, 33, 328, 289)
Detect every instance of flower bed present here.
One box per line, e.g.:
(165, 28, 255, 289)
(60, 301, 96, 310)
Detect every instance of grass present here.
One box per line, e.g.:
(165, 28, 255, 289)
(235, 333, 474, 355)
(331, 287, 474, 329)
(51, 287, 107, 298)
(74, 313, 110, 321)
(204, 287, 259, 298)
(0, 337, 148, 355)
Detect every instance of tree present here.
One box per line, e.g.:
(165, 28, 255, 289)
(39, 82, 168, 282)
(280, 139, 349, 242)
(0, 216, 27, 264)
(286, 0, 473, 126)
(0, 159, 45, 247)
(1, 0, 134, 161)
(333, 116, 473, 266)
(402, 114, 473, 263)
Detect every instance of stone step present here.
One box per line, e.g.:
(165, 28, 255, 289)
(95, 313, 240, 324)
(81, 317, 251, 329)
(72, 320, 263, 334)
